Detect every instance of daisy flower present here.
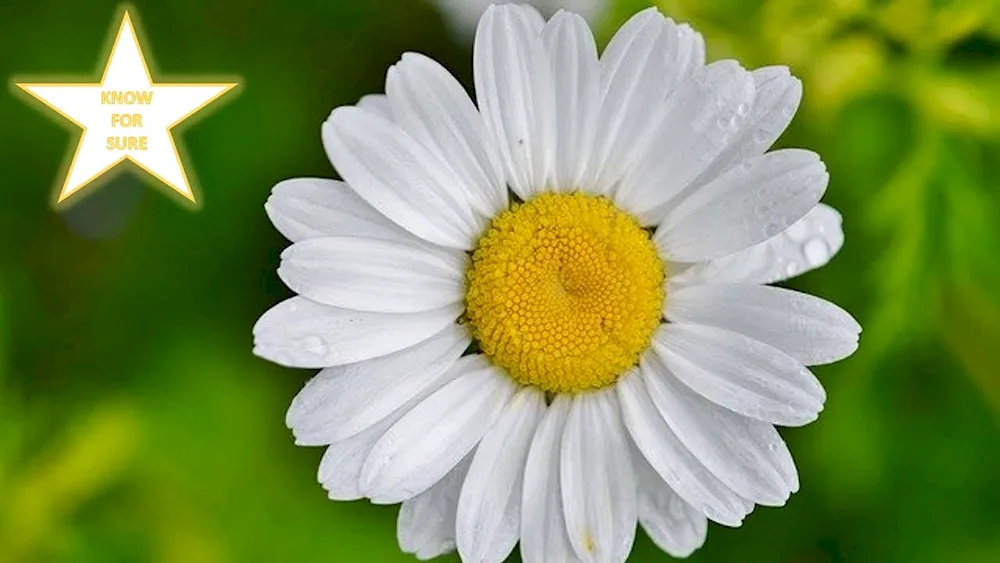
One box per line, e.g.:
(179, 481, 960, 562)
(255, 4, 861, 562)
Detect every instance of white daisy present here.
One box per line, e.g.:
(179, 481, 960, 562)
(255, 5, 861, 562)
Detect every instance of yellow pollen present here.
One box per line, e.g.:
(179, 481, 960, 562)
(465, 192, 666, 394)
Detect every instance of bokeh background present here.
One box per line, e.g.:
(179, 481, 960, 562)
(2, 0, 1000, 561)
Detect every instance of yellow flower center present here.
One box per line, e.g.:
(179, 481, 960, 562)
(465, 193, 666, 394)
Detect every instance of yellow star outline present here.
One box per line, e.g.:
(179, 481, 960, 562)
(14, 9, 238, 205)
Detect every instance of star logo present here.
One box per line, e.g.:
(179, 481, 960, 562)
(14, 10, 237, 205)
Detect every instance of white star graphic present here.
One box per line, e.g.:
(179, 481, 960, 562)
(16, 12, 236, 203)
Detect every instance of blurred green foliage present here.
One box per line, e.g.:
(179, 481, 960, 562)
(1, 0, 999, 561)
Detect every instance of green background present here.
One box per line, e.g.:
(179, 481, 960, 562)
(2, 0, 1000, 561)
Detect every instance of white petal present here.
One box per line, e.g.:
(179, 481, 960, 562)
(674, 67, 802, 203)
(286, 323, 469, 445)
(514, 2, 546, 31)
(632, 452, 708, 558)
(457, 387, 545, 563)
(672, 24, 705, 86)
(318, 412, 400, 501)
(386, 52, 507, 217)
(265, 178, 418, 244)
(637, 65, 803, 225)
(641, 354, 799, 506)
(584, 8, 675, 196)
(360, 355, 516, 504)
(542, 10, 600, 192)
(277, 236, 466, 314)
(520, 396, 580, 563)
(650, 324, 825, 426)
(323, 106, 484, 249)
(253, 297, 461, 368)
(615, 60, 756, 220)
(745, 66, 802, 151)
(616, 370, 748, 527)
(398, 455, 472, 561)
(655, 149, 829, 261)
(561, 389, 637, 563)
(692, 66, 802, 186)
(474, 4, 556, 199)
(666, 283, 861, 366)
(670, 203, 846, 285)
(357, 94, 394, 121)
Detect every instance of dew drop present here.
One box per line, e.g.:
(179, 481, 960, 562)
(803, 238, 830, 267)
(302, 335, 329, 357)
(783, 219, 810, 242)
(781, 105, 794, 117)
(752, 129, 770, 145)
(737, 102, 750, 117)
(785, 262, 801, 276)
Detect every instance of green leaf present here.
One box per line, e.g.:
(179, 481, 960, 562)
(940, 283, 1000, 416)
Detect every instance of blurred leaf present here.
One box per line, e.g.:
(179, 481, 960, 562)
(914, 67, 1000, 134)
(806, 34, 888, 115)
(808, 378, 888, 508)
(0, 283, 6, 386)
(987, 5, 1000, 37)
(134, 332, 421, 563)
(761, 0, 844, 67)
(874, 0, 933, 48)
(876, 0, 999, 50)
(937, 137, 1000, 285)
(833, 93, 918, 192)
(932, 0, 1000, 47)
(940, 283, 1000, 415)
(0, 286, 16, 498)
(0, 402, 140, 560)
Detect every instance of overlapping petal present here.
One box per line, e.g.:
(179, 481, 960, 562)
(253, 297, 461, 369)
(474, 4, 556, 200)
(277, 236, 467, 314)
(670, 203, 846, 285)
(360, 355, 516, 504)
(654, 149, 829, 261)
(666, 283, 860, 366)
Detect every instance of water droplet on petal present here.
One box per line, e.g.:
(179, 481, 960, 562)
(785, 262, 801, 276)
(803, 238, 830, 267)
(737, 102, 750, 117)
(752, 129, 770, 145)
(784, 219, 810, 242)
(302, 335, 329, 357)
